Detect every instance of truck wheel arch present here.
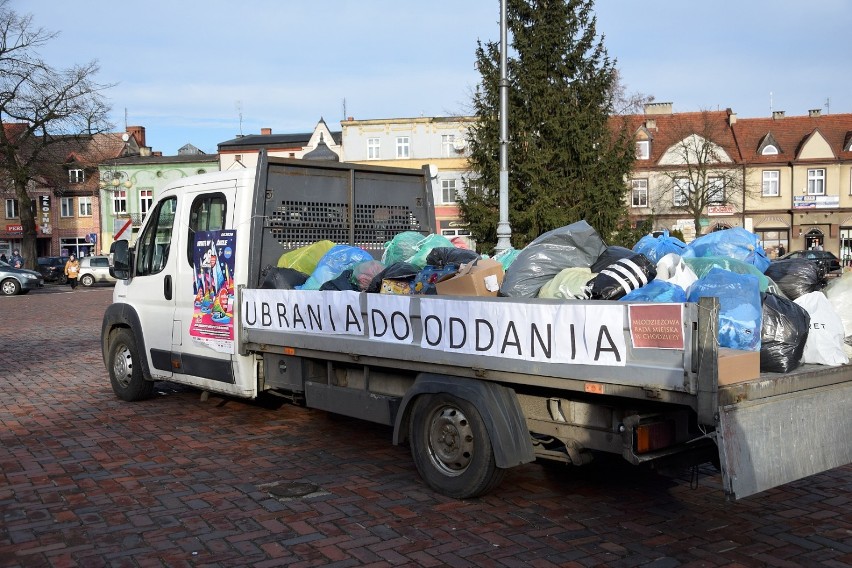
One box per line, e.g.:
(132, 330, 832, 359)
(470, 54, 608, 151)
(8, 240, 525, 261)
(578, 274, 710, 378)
(393, 373, 535, 469)
(101, 303, 152, 381)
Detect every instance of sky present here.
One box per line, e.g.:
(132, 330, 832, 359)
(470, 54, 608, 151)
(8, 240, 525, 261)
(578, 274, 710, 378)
(11, 0, 852, 156)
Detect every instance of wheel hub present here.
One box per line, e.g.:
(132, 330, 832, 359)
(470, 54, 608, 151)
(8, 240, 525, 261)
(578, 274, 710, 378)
(428, 407, 475, 475)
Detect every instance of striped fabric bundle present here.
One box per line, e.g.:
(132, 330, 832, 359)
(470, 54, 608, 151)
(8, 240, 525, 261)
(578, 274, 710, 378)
(583, 254, 656, 300)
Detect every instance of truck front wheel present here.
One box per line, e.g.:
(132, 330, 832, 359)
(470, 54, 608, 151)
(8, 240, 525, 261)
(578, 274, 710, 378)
(409, 393, 506, 499)
(108, 328, 154, 402)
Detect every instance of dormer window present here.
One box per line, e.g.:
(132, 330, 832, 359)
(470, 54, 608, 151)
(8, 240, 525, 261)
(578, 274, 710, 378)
(635, 140, 650, 160)
(69, 169, 85, 184)
(757, 133, 781, 156)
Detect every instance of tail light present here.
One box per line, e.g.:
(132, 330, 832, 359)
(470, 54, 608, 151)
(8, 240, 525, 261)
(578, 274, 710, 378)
(634, 420, 676, 454)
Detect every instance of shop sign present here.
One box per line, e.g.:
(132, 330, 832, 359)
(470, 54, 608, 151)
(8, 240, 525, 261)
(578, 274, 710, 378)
(794, 195, 839, 209)
(707, 205, 735, 216)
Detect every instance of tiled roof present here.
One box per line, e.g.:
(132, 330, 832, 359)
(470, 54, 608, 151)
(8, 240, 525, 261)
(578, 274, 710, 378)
(623, 110, 741, 164)
(731, 113, 852, 163)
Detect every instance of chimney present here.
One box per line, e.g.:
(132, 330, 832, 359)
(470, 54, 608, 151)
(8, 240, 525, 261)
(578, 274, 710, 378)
(772, 111, 785, 119)
(126, 125, 146, 147)
(644, 102, 673, 115)
(152, 151, 162, 157)
(261, 127, 272, 135)
(808, 109, 822, 117)
(728, 111, 737, 125)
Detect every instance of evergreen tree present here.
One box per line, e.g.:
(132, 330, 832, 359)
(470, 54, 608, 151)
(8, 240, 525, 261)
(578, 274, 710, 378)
(459, 0, 636, 252)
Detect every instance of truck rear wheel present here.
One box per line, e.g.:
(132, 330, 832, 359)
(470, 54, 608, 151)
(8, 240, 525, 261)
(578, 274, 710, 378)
(108, 328, 154, 402)
(409, 393, 506, 499)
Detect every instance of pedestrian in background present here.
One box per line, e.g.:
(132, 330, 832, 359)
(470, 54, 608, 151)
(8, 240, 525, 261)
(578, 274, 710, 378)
(10, 249, 23, 268)
(64, 254, 80, 290)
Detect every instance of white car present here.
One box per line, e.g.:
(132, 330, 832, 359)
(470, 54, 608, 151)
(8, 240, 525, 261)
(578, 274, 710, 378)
(78, 255, 117, 287)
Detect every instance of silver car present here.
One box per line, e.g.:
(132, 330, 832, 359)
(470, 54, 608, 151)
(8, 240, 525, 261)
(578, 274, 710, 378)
(0, 260, 44, 295)
(78, 255, 117, 287)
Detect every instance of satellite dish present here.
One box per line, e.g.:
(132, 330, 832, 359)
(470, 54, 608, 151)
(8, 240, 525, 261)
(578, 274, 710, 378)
(121, 133, 130, 142)
(452, 137, 467, 151)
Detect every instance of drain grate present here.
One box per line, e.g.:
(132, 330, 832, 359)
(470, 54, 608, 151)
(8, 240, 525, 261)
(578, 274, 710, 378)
(260, 481, 328, 501)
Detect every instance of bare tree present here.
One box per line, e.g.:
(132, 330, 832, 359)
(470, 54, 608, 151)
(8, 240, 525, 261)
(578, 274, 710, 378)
(651, 110, 753, 237)
(609, 69, 654, 116)
(0, 0, 112, 268)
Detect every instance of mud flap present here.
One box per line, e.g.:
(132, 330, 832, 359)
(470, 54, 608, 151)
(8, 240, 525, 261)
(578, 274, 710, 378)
(716, 381, 852, 499)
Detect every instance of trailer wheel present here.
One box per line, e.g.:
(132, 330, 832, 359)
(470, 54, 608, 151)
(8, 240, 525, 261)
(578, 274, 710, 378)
(108, 328, 153, 402)
(409, 393, 506, 499)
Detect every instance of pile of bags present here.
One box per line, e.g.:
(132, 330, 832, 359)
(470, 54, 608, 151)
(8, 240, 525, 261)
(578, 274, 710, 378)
(260, 222, 851, 375)
(260, 232, 484, 297)
(498, 222, 847, 373)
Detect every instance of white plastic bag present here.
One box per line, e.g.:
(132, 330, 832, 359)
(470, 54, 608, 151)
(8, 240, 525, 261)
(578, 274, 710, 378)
(823, 271, 852, 357)
(793, 291, 850, 366)
(655, 253, 697, 292)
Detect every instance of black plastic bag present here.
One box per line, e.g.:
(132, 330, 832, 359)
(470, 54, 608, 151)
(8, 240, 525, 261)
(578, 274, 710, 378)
(500, 220, 607, 297)
(260, 266, 309, 289)
(760, 292, 810, 373)
(591, 246, 635, 273)
(584, 253, 656, 300)
(319, 269, 358, 291)
(763, 258, 825, 299)
(425, 247, 480, 268)
(366, 261, 420, 293)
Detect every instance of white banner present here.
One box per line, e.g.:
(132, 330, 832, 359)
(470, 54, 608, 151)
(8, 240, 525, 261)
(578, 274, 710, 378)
(366, 294, 414, 344)
(242, 289, 363, 335)
(241, 290, 627, 366)
(419, 298, 625, 366)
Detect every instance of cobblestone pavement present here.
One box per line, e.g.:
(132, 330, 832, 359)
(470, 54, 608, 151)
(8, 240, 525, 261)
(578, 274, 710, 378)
(1, 285, 850, 568)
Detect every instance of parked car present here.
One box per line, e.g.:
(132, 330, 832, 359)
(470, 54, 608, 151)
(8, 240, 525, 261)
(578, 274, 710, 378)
(777, 250, 842, 276)
(36, 256, 69, 284)
(78, 255, 116, 287)
(0, 260, 44, 296)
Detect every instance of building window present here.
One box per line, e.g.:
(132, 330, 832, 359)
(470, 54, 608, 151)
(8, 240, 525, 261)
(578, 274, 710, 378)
(367, 138, 380, 159)
(635, 140, 650, 160)
(631, 179, 648, 207)
(113, 190, 127, 214)
(441, 179, 458, 204)
(763, 170, 780, 196)
(140, 189, 153, 216)
(442, 135, 456, 157)
(68, 169, 85, 184)
(60, 197, 74, 218)
(708, 177, 725, 204)
(396, 136, 410, 159)
(673, 178, 691, 207)
(5, 198, 18, 219)
(78, 196, 92, 217)
(761, 145, 778, 156)
(756, 229, 788, 259)
(807, 168, 826, 195)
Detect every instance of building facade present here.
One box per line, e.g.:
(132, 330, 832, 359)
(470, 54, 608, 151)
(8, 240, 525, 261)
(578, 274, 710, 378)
(626, 104, 852, 263)
(99, 150, 220, 252)
(340, 115, 476, 247)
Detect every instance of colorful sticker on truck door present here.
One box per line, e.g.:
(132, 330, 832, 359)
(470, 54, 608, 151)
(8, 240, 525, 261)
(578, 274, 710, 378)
(190, 229, 236, 353)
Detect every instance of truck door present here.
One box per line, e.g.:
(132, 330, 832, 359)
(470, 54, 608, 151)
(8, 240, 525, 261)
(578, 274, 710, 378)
(169, 184, 245, 395)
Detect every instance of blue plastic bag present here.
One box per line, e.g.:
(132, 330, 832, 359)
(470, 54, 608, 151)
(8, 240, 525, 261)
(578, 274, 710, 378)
(687, 267, 762, 351)
(300, 245, 375, 290)
(620, 279, 687, 303)
(632, 230, 687, 264)
(682, 228, 770, 273)
(411, 264, 458, 295)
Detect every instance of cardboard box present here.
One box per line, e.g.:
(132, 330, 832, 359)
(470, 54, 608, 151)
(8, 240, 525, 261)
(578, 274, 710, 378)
(435, 258, 504, 297)
(717, 348, 761, 385)
(380, 279, 411, 295)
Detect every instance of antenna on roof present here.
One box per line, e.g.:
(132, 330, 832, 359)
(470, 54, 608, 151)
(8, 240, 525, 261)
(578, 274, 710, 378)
(825, 98, 831, 115)
(124, 108, 128, 129)
(769, 92, 773, 114)
(235, 100, 243, 136)
(342, 98, 346, 121)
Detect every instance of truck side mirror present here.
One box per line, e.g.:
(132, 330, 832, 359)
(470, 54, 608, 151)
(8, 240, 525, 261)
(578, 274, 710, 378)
(110, 240, 132, 280)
